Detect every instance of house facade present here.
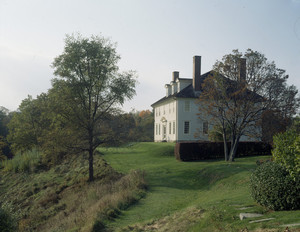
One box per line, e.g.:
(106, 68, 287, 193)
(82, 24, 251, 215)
(151, 56, 260, 142)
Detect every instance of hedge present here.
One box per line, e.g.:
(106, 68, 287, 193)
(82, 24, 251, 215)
(175, 141, 272, 161)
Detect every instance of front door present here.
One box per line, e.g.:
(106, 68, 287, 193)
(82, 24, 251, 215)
(163, 125, 167, 140)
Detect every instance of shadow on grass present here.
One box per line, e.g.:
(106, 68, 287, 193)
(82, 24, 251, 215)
(147, 162, 257, 191)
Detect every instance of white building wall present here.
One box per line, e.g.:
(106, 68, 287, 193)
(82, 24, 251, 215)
(176, 99, 210, 142)
(154, 98, 261, 142)
(154, 99, 177, 142)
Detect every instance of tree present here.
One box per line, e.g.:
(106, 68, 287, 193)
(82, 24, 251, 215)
(51, 34, 137, 181)
(198, 49, 299, 161)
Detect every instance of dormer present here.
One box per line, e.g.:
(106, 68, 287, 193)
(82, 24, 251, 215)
(177, 78, 193, 92)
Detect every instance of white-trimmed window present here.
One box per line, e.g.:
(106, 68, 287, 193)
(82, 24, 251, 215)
(169, 122, 172, 134)
(184, 100, 190, 112)
(203, 121, 208, 134)
(184, 121, 190, 134)
(155, 124, 158, 135)
(159, 124, 161, 135)
(173, 121, 176, 134)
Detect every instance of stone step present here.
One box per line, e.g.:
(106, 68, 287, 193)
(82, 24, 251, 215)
(239, 213, 263, 220)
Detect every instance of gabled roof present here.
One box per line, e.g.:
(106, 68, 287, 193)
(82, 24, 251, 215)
(151, 70, 263, 108)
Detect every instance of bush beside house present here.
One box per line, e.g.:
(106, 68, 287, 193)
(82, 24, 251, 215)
(250, 161, 300, 210)
(250, 129, 300, 211)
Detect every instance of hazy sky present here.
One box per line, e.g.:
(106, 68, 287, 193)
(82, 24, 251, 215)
(1, 0, 300, 112)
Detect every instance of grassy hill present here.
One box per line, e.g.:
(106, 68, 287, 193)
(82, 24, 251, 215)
(1, 142, 299, 231)
(100, 143, 300, 231)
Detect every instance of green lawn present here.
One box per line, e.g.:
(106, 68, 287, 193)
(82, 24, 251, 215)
(101, 142, 300, 231)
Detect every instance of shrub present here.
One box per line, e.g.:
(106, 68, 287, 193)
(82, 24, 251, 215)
(0, 209, 16, 232)
(0, 202, 19, 232)
(272, 129, 300, 180)
(92, 220, 106, 232)
(250, 161, 300, 211)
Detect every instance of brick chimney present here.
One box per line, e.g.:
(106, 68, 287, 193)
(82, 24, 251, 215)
(172, 71, 179, 82)
(193, 56, 201, 91)
(239, 58, 246, 82)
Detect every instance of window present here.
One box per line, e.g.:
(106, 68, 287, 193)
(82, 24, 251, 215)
(173, 121, 176, 134)
(169, 122, 172, 134)
(184, 121, 190, 134)
(155, 124, 158, 135)
(184, 101, 190, 112)
(159, 124, 161, 135)
(203, 121, 208, 134)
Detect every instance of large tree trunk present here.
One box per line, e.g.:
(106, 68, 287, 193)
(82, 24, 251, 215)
(228, 137, 240, 162)
(88, 148, 94, 182)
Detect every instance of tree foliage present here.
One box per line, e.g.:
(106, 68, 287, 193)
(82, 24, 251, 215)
(198, 49, 299, 161)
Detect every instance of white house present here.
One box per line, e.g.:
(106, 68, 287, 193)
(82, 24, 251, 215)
(151, 56, 261, 142)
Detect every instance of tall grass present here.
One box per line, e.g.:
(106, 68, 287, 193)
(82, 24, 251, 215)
(2, 149, 42, 173)
(35, 169, 147, 232)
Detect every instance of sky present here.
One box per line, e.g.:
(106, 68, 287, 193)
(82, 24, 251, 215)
(1, 0, 300, 112)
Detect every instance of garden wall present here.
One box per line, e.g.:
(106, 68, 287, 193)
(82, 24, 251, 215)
(175, 141, 272, 161)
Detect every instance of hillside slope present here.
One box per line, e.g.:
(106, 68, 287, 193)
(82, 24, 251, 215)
(101, 143, 300, 232)
(1, 143, 299, 231)
(0, 152, 146, 231)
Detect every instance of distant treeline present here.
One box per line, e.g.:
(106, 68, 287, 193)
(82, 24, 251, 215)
(0, 103, 153, 161)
